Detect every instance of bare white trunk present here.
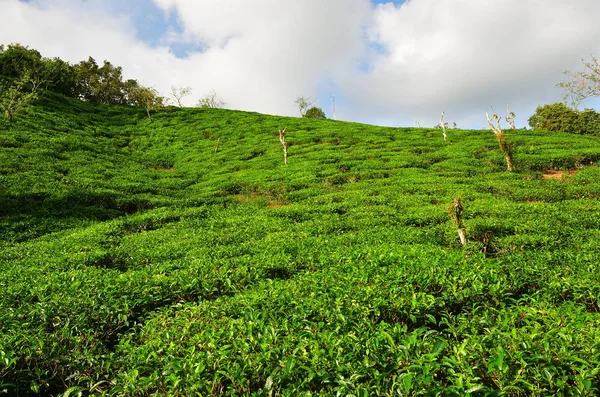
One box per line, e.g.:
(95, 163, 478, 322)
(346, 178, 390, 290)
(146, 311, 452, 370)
(457, 229, 467, 246)
(279, 128, 288, 165)
(439, 111, 447, 142)
(486, 111, 515, 172)
(505, 104, 516, 129)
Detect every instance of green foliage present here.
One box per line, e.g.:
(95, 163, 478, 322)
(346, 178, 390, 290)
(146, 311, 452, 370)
(303, 106, 326, 119)
(528, 102, 600, 135)
(0, 43, 76, 96)
(74, 57, 133, 105)
(0, 70, 40, 121)
(2, 93, 600, 395)
(0, 43, 162, 106)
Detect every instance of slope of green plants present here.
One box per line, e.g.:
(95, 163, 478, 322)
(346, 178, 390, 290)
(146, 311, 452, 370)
(1, 92, 600, 396)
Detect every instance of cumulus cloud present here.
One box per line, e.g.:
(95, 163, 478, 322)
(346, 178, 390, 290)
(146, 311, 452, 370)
(340, 0, 600, 127)
(1, 0, 600, 127)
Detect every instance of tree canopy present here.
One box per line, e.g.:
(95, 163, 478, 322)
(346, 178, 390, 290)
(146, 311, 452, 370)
(0, 43, 164, 109)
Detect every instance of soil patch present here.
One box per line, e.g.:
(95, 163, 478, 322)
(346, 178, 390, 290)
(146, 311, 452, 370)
(542, 169, 577, 180)
(267, 202, 287, 209)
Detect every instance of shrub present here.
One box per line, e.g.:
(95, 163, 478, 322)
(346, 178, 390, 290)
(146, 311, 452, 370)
(528, 103, 600, 135)
(303, 106, 326, 119)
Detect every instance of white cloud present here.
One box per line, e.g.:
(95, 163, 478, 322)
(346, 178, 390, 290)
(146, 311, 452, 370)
(1, 0, 600, 127)
(339, 0, 600, 127)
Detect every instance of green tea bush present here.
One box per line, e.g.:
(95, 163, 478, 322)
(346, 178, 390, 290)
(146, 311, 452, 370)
(2, 91, 600, 395)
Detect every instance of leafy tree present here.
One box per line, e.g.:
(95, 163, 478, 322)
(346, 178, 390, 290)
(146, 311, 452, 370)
(528, 103, 600, 135)
(0, 44, 44, 80)
(0, 43, 76, 96)
(303, 106, 326, 119)
(0, 70, 42, 121)
(579, 108, 600, 135)
(42, 57, 76, 96)
(558, 55, 600, 109)
(130, 86, 164, 120)
(197, 89, 225, 108)
(74, 57, 128, 105)
(294, 96, 313, 117)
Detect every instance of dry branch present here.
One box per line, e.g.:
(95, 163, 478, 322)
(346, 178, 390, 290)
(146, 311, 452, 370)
(486, 111, 515, 172)
(439, 111, 448, 142)
(447, 197, 467, 246)
(505, 104, 516, 130)
(279, 128, 288, 165)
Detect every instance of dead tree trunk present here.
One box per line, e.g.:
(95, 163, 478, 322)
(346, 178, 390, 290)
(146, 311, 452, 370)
(439, 111, 448, 142)
(505, 104, 516, 130)
(279, 128, 288, 165)
(447, 197, 467, 246)
(486, 112, 515, 172)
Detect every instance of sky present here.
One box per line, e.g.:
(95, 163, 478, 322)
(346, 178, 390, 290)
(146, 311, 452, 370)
(2, 0, 600, 128)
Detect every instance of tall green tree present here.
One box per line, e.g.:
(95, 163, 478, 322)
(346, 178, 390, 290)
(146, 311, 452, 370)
(0, 43, 76, 96)
(528, 103, 600, 135)
(74, 57, 128, 105)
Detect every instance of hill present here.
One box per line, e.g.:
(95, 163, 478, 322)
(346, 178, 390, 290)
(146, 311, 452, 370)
(1, 93, 600, 396)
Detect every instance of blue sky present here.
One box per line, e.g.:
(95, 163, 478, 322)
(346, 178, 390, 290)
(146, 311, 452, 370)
(6, 0, 600, 127)
(96, 0, 407, 59)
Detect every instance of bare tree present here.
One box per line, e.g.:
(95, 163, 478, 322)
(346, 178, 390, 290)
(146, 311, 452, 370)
(447, 197, 467, 246)
(557, 55, 600, 109)
(505, 104, 516, 129)
(169, 86, 192, 107)
(439, 111, 448, 142)
(294, 96, 313, 117)
(486, 111, 515, 172)
(279, 128, 288, 165)
(198, 89, 226, 108)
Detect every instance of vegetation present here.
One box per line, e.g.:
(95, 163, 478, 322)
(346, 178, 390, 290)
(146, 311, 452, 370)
(1, 88, 600, 395)
(303, 106, 326, 119)
(528, 102, 600, 136)
(0, 43, 163, 112)
(294, 96, 313, 117)
(197, 89, 226, 109)
(0, 70, 42, 121)
(558, 55, 600, 109)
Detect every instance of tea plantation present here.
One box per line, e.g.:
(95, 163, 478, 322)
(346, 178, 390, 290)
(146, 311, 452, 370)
(1, 93, 600, 396)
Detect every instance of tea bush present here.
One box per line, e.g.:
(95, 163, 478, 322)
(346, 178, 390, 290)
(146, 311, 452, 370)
(1, 92, 600, 395)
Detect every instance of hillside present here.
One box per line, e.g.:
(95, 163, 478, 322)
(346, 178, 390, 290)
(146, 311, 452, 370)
(1, 93, 600, 396)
